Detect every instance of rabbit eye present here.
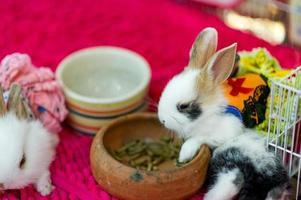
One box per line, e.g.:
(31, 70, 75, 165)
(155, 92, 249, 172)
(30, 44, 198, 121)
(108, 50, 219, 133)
(177, 103, 190, 112)
(177, 102, 202, 120)
(19, 154, 26, 169)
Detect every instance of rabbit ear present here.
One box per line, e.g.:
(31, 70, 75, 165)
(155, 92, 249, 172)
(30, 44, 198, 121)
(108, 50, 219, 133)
(0, 85, 7, 116)
(205, 43, 237, 84)
(189, 27, 218, 69)
(22, 99, 36, 120)
(8, 84, 22, 112)
(7, 84, 27, 119)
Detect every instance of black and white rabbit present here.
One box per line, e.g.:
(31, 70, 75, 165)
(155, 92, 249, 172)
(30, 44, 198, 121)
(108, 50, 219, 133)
(158, 28, 288, 200)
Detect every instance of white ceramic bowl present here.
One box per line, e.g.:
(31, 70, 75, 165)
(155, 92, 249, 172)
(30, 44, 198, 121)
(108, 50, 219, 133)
(56, 46, 151, 135)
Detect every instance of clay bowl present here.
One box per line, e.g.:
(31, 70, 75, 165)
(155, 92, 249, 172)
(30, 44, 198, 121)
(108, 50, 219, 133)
(90, 112, 211, 200)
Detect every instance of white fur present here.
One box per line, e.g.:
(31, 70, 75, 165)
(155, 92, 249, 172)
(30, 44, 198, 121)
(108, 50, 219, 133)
(158, 68, 243, 162)
(204, 169, 241, 200)
(158, 69, 200, 135)
(0, 112, 58, 195)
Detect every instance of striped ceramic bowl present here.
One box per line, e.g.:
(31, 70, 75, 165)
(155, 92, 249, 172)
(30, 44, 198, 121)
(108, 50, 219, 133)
(56, 46, 151, 135)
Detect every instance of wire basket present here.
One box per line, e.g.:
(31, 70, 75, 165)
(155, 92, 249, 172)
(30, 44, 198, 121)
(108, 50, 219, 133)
(267, 67, 301, 199)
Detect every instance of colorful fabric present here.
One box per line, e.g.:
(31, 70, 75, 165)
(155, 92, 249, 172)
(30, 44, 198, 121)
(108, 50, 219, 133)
(224, 105, 243, 121)
(223, 74, 270, 128)
(0, 53, 68, 133)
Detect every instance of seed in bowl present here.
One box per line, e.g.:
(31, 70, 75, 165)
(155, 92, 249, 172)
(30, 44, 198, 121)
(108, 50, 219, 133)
(110, 136, 183, 171)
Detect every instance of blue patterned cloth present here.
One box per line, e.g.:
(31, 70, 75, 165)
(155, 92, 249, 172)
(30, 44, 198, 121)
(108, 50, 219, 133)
(225, 105, 243, 121)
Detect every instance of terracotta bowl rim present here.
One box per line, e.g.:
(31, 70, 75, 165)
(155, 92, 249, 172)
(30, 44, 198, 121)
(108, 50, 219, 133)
(96, 112, 209, 174)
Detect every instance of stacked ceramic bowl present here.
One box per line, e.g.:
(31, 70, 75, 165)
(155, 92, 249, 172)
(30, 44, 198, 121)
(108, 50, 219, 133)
(56, 47, 151, 135)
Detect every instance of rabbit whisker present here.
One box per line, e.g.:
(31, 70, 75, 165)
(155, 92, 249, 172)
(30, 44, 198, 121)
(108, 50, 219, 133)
(170, 116, 184, 125)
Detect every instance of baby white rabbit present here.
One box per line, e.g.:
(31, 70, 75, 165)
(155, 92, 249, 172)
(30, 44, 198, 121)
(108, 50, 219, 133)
(158, 28, 288, 200)
(0, 84, 58, 196)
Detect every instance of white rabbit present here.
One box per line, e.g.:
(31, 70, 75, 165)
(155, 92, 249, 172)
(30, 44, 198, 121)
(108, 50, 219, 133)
(0, 84, 58, 196)
(158, 28, 288, 200)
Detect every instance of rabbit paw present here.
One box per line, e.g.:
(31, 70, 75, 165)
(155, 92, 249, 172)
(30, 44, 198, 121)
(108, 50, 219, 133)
(35, 171, 54, 196)
(178, 139, 201, 163)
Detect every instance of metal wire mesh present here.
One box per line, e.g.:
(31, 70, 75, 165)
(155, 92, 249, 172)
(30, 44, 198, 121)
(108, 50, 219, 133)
(267, 67, 301, 199)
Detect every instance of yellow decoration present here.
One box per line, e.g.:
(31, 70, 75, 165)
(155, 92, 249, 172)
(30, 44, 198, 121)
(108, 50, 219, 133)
(223, 74, 267, 111)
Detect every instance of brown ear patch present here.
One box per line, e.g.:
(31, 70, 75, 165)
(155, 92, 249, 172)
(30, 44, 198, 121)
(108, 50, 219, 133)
(22, 99, 36, 120)
(195, 70, 222, 105)
(195, 70, 214, 94)
(0, 85, 6, 116)
(0, 84, 35, 120)
(7, 84, 28, 119)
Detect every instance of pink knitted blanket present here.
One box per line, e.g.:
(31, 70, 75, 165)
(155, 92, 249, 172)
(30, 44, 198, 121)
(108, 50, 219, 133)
(0, 53, 67, 133)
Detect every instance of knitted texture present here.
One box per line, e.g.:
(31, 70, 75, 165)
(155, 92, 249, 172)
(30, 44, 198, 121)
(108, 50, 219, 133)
(0, 0, 301, 199)
(0, 53, 68, 133)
